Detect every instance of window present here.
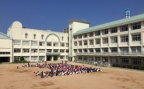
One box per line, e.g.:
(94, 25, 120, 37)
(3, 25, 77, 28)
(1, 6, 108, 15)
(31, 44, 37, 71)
(39, 49, 45, 53)
(41, 35, 44, 40)
(102, 29, 108, 35)
(96, 39, 100, 44)
(78, 35, 82, 39)
(120, 47, 128, 54)
(31, 56, 37, 60)
(14, 49, 21, 53)
(39, 42, 45, 46)
(79, 41, 82, 46)
(120, 25, 128, 32)
(84, 41, 87, 45)
(132, 22, 141, 30)
(103, 48, 108, 53)
(34, 34, 36, 39)
(95, 48, 100, 53)
(95, 31, 100, 36)
(78, 49, 82, 53)
(61, 43, 65, 47)
(132, 34, 141, 41)
(23, 41, 29, 45)
(53, 43, 58, 46)
(83, 34, 87, 38)
(103, 38, 108, 44)
(111, 28, 117, 33)
(132, 58, 141, 65)
(23, 49, 29, 53)
(14, 40, 21, 45)
(31, 49, 37, 53)
(25, 33, 28, 39)
(83, 49, 87, 53)
(111, 48, 117, 53)
(66, 49, 69, 53)
(47, 42, 51, 46)
(74, 36, 77, 39)
(54, 49, 58, 52)
(89, 32, 93, 37)
(131, 47, 137, 53)
(111, 37, 117, 43)
(89, 40, 93, 45)
(31, 41, 37, 46)
(60, 49, 65, 53)
(14, 56, 20, 60)
(102, 57, 108, 62)
(62, 36, 63, 41)
(74, 49, 77, 53)
(121, 58, 129, 64)
(47, 49, 52, 52)
(89, 49, 93, 53)
(0, 52, 10, 54)
(95, 57, 100, 61)
(121, 36, 128, 42)
(74, 42, 77, 46)
(131, 47, 141, 53)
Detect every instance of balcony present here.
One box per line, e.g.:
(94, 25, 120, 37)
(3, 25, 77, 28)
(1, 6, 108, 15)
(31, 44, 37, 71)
(75, 52, 144, 56)
(46, 52, 60, 55)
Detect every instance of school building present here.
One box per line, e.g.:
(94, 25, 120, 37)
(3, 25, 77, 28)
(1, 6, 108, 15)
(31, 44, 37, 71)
(0, 13, 144, 69)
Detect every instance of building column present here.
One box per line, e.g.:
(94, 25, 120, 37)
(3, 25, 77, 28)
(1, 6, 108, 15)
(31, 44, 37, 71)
(51, 56, 53, 61)
(128, 24, 131, 54)
(108, 36, 111, 47)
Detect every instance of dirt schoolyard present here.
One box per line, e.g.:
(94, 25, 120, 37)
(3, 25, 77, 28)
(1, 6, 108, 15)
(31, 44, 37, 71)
(0, 62, 144, 89)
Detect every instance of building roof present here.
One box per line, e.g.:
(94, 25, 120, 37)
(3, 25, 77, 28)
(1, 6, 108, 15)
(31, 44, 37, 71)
(0, 32, 10, 39)
(68, 19, 90, 24)
(74, 13, 144, 35)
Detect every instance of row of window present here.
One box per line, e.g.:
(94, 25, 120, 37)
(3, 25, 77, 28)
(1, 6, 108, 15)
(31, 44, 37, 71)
(14, 49, 69, 53)
(74, 47, 141, 53)
(14, 56, 67, 60)
(0, 52, 10, 54)
(14, 41, 69, 47)
(74, 34, 141, 45)
(77, 57, 142, 65)
(74, 22, 141, 39)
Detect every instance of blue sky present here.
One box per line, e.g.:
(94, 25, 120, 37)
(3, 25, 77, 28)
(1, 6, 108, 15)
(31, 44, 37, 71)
(0, 0, 144, 34)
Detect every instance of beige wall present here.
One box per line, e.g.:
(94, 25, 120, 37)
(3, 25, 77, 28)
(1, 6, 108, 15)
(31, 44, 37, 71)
(0, 39, 12, 62)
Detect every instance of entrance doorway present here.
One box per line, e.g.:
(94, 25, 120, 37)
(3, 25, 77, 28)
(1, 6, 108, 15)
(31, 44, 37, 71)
(54, 56, 58, 61)
(47, 56, 52, 61)
(0, 57, 10, 63)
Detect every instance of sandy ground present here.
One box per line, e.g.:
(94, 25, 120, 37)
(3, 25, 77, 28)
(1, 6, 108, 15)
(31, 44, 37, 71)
(0, 62, 144, 89)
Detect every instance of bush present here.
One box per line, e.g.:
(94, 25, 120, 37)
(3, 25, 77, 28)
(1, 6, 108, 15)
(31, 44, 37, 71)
(13, 57, 27, 63)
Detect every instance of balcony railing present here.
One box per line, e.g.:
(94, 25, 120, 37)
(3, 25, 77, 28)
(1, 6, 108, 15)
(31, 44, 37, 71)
(75, 52, 144, 56)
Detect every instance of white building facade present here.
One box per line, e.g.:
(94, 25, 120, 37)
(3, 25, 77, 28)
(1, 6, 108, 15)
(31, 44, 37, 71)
(0, 13, 144, 69)
(7, 21, 69, 62)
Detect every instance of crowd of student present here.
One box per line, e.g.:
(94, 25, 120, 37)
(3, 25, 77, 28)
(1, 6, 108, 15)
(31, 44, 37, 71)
(33, 62, 102, 78)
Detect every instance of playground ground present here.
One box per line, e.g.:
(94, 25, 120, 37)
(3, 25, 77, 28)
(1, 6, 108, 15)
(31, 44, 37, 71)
(0, 62, 144, 89)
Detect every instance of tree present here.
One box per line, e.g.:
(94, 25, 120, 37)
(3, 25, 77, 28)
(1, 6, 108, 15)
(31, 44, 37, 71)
(20, 56, 24, 61)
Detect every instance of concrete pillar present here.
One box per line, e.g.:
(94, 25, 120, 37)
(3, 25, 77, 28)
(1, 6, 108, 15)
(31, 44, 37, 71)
(128, 24, 131, 54)
(51, 56, 53, 61)
(141, 32, 144, 45)
(108, 36, 111, 47)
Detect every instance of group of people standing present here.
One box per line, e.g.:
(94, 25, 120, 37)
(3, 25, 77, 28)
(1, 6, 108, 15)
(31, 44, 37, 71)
(33, 62, 102, 78)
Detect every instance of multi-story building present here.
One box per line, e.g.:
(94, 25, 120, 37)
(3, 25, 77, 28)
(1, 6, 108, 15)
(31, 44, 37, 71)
(0, 13, 144, 69)
(71, 14, 144, 69)
(6, 21, 69, 62)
